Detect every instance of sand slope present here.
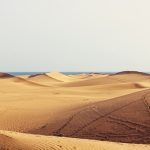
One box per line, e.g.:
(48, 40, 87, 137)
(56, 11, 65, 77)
(27, 73, 61, 86)
(32, 89, 150, 144)
(61, 76, 122, 87)
(0, 130, 149, 150)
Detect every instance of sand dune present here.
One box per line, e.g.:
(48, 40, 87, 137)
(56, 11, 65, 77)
(110, 71, 150, 82)
(62, 71, 150, 87)
(0, 130, 149, 150)
(0, 73, 144, 133)
(68, 73, 108, 80)
(28, 74, 60, 82)
(80, 82, 148, 91)
(27, 73, 61, 86)
(0, 82, 141, 133)
(0, 73, 47, 87)
(0, 72, 14, 78)
(46, 71, 79, 82)
(68, 73, 91, 79)
(0, 71, 150, 149)
(61, 76, 123, 87)
(112, 71, 150, 76)
(9, 76, 48, 87)
(39, 89, 150, 144)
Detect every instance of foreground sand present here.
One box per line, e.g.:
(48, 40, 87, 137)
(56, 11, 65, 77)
(0, 130, 149, 150)
(0, 71, 150, 149)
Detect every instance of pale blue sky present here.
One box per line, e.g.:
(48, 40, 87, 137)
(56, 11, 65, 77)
(0, 0, 150, 72)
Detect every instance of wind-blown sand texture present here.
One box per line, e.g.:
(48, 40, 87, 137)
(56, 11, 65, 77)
(0, 130, 149, 150)
(0, 71, 150, 149)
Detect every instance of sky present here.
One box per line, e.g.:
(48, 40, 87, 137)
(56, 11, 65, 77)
(0, 0, 150, 72)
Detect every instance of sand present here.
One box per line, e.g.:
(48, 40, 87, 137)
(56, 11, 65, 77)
(0, 130, 149, 150)
(0, 71, 149, 149)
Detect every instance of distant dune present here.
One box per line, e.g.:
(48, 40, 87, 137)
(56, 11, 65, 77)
(46, 71, 79, 82)
(111, 71, 150, 76)
(27, 73, 61, 86)
(0, 72, 14, 79)
(68, 73, 108, 80)
(109, 71, 150, 82)
(62, 71, 150, 87)
(61, 76, 122, 87)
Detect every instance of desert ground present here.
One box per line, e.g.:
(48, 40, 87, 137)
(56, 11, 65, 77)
(0, 71, 150, 150)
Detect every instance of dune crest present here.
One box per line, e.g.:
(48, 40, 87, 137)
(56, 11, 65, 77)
(111, 71, 150, 76)
(0, 130, 149, 150)
(46, 71, 78, 82)
(27, 73, 61, 86)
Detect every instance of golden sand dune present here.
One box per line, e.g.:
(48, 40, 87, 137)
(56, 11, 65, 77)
(68, 73, 90, 79)
(68, 73, 108, 80)
(27, 73, 61, 86)
(0, 73, 144, 133)
(113, 71, 150, 76)
(10, 77, 48, 87)
(32, 89, 150, 144)
(0, 71, 150, 149)
(0, 82, 142, 133)
(61, 76, 122, 87)
(62, 71, 150, 87)
(0, 130, 149, 150)
(46, 71, 79, 82)
(110, 71, 150, 82)
(0, 74, 47, 88)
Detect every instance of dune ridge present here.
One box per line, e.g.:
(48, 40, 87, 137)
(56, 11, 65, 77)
(46, 71, 79, 82)
(61, 71, 150, 87)
(27, 73, 61, 86)
(111, 71, 150, 76)
(28, 73, 60, 82)
(0, 130, 149, 150)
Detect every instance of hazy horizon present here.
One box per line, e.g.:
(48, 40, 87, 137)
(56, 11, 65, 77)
(0, 0, 150, 72)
